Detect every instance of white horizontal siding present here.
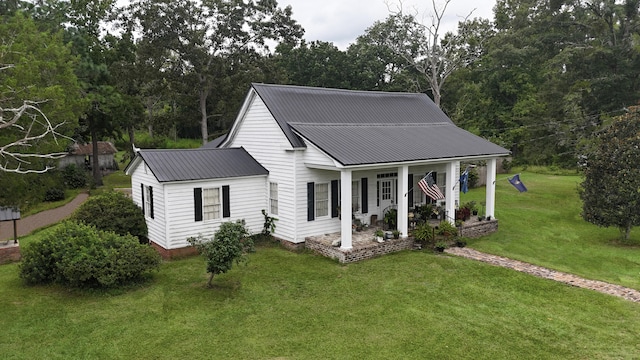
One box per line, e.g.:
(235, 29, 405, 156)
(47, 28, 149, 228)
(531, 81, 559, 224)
(130, 161, 167, 248)
(227, 96, 297, 242)
(164, 176, 267, 249)
(295, 166, 341, 241)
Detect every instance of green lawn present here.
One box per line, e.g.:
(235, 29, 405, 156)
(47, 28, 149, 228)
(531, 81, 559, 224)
(461, 170, 640, 291)
(1, 169, 640, 359)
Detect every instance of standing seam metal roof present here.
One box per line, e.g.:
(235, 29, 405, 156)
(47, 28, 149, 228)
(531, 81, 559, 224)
(251, 83, 510, 165)
(137, 148, 268, 182)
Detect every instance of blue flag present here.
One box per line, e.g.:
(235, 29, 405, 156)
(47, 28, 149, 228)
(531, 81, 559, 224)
(459, 168, 469, 194)
(508, 174, 527, 192)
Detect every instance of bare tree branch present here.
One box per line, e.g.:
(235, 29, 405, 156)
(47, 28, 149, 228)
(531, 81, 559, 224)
(0, 100, 74, 174)
(385, 0, 479, 107)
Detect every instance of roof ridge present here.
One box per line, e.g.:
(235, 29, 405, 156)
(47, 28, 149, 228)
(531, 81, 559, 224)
(252, 83, 426, 97)
(288, 122, 452, 127)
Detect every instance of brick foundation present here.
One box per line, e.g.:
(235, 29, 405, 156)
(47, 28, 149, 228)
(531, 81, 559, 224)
(0, 242, 21, 264)
(150, 241, 198, 259)
(277, 237, 306, 252)
(305, 236, 414, 264)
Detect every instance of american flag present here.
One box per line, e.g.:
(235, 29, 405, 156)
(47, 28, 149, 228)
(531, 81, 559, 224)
(418, 172, 445, 201)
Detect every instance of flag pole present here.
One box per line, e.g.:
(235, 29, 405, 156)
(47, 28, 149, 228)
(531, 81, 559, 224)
(403, 171, 431, 197)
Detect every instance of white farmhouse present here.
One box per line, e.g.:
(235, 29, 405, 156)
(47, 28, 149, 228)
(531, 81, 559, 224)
(126, 84, 509, 258)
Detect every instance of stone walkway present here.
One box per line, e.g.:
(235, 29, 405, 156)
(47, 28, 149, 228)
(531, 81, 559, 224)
(0, 192, 89, 243)
(445, 247, 640, 303)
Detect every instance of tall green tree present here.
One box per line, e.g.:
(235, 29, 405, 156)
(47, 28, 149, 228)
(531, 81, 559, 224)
(579, 106, 640, 241)
(132, 0, 303, 144)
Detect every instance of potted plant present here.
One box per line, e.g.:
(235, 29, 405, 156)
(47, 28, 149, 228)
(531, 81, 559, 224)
(436, 220, 458, 238)
(383, 208, 397, 230)
(354, 218, 363, 232)
(455, 238, 467, 247)
(392, 230, 400, 239)
(375, 229, 384, 242)
(434, 241, 447, 252)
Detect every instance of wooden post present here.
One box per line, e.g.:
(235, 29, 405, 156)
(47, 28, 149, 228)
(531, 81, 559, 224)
(13, 219, 17, 244)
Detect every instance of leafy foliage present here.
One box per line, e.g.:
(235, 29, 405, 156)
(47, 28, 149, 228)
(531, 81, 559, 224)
(261, 209, 278, 237)
(187, 220, 254, 287)
(19, 221, 161, 288)
(579, 106, 640, 240)
(72, 191, 148, 243)
(62, 164, 88, 189)
(44, 188, 65, 202)
(413, 223, 434, 244)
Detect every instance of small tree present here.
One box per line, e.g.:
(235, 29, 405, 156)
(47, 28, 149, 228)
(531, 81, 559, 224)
(579, 106, 640, 241)
(72, 191, 148, 243)
(187, 220, 254, 288)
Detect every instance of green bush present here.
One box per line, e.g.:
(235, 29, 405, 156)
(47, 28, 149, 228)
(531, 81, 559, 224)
(62, 164, 88, 189)
(19, 221, 161, 288)
(413, 223, 434, 244)
(73, 191, 148, 243)
(44, 188, 65, 202)
(436, 221, 458, 237)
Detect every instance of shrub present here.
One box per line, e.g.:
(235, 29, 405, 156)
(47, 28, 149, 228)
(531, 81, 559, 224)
(436, 221, 458, 237)
(44, 188, 65, 202)
(19, 221, 161, 288)
(413, 223, 434, 244)
(62, 164, 87, 189)
(73, 191, 148, 243)
(188, 220, 254, 288)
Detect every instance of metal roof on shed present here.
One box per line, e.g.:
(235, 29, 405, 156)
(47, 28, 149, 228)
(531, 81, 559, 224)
(136, 148, 268, 182)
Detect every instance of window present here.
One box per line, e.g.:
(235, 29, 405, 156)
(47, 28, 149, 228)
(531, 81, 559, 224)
(269, 182, 278, 215)
(351, 180, 360, 212)
(203, 188, 220, 220)
(315, 183, 329, 218)
(143, 185, 153, 219)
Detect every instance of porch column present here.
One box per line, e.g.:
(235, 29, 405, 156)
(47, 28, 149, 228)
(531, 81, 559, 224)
(485, 158, 497, 219)
(445, 161, 458, 225)
(340, 169, 353, 250)
(397, 165, 409, 238)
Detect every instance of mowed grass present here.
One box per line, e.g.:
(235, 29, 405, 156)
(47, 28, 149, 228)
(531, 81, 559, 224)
(1, 243, 639, 359)
(1, 169, 640, 358)
(461, 170, 640, 291)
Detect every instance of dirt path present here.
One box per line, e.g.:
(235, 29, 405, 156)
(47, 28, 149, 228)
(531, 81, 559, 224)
(0, 192, 89, 242)
(446, 247, 640, 303)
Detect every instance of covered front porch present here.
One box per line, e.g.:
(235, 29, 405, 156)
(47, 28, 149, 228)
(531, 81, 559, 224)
(330, 158, 499, 251)
(305, 216, 498, 263)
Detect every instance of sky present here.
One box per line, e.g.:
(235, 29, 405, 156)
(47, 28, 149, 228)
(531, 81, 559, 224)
(278, 0, 497, 50)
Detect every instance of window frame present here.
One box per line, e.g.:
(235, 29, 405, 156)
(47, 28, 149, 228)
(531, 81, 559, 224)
(315, 182, 329, 218)
(269, 182, 279, 215)
(203, 187, 221, 221)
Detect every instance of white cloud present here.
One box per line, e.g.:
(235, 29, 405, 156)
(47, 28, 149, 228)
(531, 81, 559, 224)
(281, 0, 496, 49)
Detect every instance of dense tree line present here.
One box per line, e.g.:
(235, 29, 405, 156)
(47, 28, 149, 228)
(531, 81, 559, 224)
(1, 0, 639, 178)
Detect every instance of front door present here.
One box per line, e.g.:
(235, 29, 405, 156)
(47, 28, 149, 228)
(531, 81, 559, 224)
(378, 178, 397, 217)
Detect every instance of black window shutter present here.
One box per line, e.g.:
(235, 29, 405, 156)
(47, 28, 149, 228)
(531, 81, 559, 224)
(149, 186, 154, 219)
(222, 185, 230, 218)
(194, 188, 203, 222)
(307, 182, 315, 221)
(361, 177, 368, 213)
(331, 180, 339, 218)
(141, 183, 145, 215)
(408, 174, 414, 208)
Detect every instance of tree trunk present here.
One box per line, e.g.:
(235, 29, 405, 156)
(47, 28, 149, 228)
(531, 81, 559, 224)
(199, 87, 209, 145)
(90, 127, 103, 186)
(207, 272, 214, 288)
(624, 224, 632, 241)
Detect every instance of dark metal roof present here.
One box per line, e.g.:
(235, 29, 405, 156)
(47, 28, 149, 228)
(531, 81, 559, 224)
(291, 123, 510, 166)
(137, 148, 268, 182)
(251, 83, 510, 165)
(202, 134, 226, 149)
(252, 83, 454, 149)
